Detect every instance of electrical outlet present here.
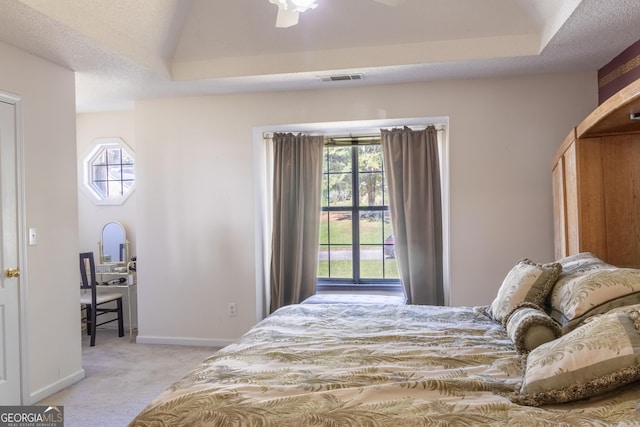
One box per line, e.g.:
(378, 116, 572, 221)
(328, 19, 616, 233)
(227, 302, 237, 317)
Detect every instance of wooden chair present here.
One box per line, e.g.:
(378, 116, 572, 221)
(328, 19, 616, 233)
(80, 252, 124, 346)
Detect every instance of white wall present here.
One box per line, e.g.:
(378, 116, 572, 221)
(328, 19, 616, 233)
(127, 72, 597, 345)
(76, 111, 137, 328)
(0, 41, 82, 402)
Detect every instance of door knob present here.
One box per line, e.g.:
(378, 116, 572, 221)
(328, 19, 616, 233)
(6, 268, 20, 278)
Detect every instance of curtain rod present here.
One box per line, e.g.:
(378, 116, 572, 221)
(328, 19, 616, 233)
(262, 125, 445, 140)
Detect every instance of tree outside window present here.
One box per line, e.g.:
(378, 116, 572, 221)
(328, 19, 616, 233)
(81, 137, 135, 205)
(318, 140, 399, 287)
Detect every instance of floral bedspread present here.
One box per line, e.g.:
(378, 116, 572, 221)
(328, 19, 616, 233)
(129, 304, 640, 426)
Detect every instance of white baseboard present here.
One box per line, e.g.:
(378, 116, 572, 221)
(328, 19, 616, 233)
(28, 368, 85, 404)
(135, 335, 234, 347)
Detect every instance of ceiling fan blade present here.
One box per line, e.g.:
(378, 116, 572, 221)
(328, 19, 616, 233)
(372, 0, 406, 6)
(275, 8, 300, 28)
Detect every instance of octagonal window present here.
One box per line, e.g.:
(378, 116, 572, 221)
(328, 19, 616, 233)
(81, 137, 135, 205)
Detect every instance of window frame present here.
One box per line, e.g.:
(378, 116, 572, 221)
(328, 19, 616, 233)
(80, 137, 136, 206)
(318, 138, 401, 292)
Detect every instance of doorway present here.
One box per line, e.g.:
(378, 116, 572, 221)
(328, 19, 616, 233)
(0, 95, 24, 404)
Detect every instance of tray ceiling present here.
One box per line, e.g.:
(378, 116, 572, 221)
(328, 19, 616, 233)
(0, 0, 638, 112)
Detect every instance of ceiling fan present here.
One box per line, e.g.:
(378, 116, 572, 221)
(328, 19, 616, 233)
(269, 0, 406, 28)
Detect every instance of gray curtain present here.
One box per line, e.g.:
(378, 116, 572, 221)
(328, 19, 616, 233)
(381, 126, 444, 305)
(270, 133, 324, 312)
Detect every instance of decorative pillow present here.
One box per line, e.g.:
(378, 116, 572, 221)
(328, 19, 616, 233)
(488, 258, 562, 324)
(505, 303, 561, 354)
(555, 252, 613, 274)
(594, 303, 640, 318)
(513, 310, 640, 406)
(546, 252, 612, 315)
(547, 268, 640, 332)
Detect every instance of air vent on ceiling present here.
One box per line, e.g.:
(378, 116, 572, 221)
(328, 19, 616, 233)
(320, 73, 364, 82)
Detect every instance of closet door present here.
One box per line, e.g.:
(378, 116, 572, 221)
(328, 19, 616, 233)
(0, 99, 21, 404)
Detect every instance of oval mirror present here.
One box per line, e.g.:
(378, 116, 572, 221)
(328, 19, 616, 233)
(101, 221, 127, 263)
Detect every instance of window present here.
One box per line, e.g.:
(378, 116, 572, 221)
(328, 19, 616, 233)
(81, 137, 135, 205)
(318, 138, 399, 289)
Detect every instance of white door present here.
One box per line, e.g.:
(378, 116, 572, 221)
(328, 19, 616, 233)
(0, 99, 21, 404)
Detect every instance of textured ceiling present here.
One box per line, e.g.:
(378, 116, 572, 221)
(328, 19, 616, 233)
(0, 0, 638, 112)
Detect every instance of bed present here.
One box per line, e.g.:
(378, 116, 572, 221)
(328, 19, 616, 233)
(130, 253, 640, 426)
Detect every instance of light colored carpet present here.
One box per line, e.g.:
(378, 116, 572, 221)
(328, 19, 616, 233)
(36, 328, 220, 427)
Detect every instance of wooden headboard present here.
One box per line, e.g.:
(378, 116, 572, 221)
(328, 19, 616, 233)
(553, 78, 640, 267)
